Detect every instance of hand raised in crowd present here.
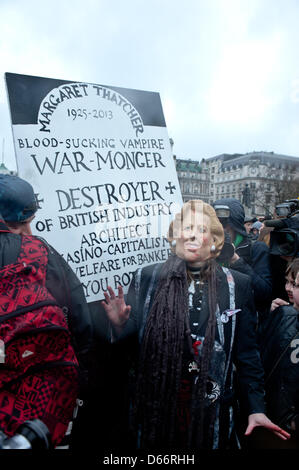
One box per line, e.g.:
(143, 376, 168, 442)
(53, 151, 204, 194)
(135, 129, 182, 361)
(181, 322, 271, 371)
(102, 285, 131, 334)
(270, 298, 289, 312)
(245, 413, 291, 441)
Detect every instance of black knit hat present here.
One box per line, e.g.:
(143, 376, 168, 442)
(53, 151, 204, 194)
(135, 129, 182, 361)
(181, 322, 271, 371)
(0, 174, 38, 222)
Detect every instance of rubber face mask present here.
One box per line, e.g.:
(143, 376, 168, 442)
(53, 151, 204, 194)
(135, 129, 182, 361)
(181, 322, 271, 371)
(168, 200, 224, 266)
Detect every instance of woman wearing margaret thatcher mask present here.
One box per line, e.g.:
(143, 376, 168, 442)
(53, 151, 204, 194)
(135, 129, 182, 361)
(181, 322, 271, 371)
(102, 200, 290, 449)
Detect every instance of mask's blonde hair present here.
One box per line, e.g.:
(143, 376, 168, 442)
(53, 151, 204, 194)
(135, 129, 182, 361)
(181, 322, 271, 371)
(167, 199, 224, 258)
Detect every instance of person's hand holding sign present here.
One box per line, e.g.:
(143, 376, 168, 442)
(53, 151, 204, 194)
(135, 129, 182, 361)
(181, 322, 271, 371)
(102, 285, 131, 336)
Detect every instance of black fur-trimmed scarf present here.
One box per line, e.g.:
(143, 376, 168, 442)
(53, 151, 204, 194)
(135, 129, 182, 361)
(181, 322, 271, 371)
(131, 254, 218, 449)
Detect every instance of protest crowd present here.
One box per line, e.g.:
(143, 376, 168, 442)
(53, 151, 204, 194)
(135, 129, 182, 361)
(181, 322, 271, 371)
(0, 171, 299, 452)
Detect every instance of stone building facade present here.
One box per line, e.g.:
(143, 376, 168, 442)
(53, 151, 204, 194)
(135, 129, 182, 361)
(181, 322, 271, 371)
(175, 151, 299, 217)
(202, 151, 299, 217)
(174, 156, 209, 203)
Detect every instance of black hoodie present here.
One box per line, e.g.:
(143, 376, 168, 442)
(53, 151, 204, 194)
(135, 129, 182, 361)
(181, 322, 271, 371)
(213, 198, 272, 319)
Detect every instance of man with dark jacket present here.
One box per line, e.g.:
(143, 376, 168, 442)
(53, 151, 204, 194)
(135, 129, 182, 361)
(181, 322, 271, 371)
(0, 174, 93, 448)
(213, 198, 272, 323)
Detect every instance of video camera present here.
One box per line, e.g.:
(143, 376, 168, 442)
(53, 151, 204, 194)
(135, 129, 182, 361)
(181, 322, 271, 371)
(275, 199, 299, 218)
(213, 204, 235, 262)
(0, 419, 50, 450)
(213, 204, 230, 227)
(264, 214, 299, 257)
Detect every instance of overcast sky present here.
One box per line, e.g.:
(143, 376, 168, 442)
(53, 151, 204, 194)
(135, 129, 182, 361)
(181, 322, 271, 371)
(1, 0, 299, 171)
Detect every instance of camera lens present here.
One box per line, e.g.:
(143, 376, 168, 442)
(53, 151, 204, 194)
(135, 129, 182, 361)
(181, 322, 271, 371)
(276, 206, 290, 217)
(0, 430, 7, 448)
(17, 420, 51, 450)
